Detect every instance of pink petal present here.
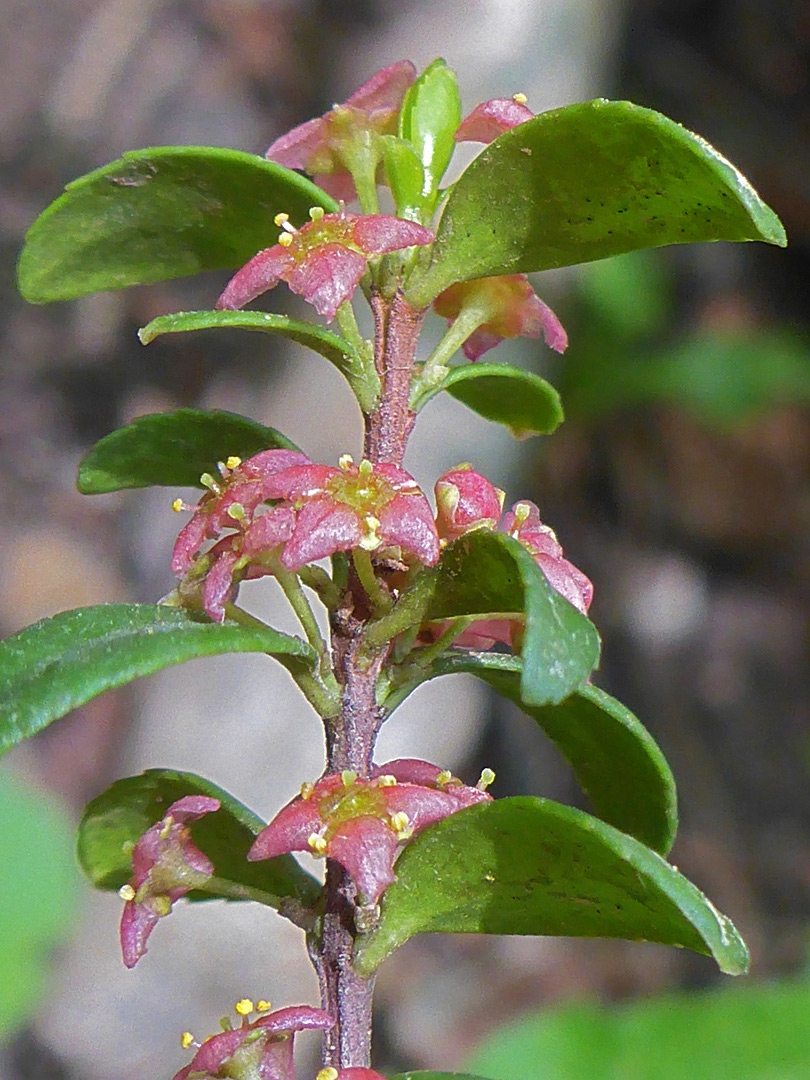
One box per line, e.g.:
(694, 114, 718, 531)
(216, 246, 296, 311)
(352, 215, 435, 255)
(455, 98, 534, 143)
(280, 497, 363, 571)
(373, 759, 445, 785)
(167, 796, 221, 822)
(261, 462, 338, 501)
(183, 1028, 250, 1076)
(380, 784, 463, 832)
(254, 1005, 334, 1034)
(240, 449, 312, 479)
(313, 171, 359, 203)
(344, 61, 417, 116)
(171, 512, 211, 577)
(202, 546, 241, 623)
(452, 618, 515, 649)
(535, 553, 593, 615)
(378, 492, 440, 565)
(266, 115, 332, 171)
(460, 327, 503, 361)
(286, 243, 368, 321)
(435, 467, 503, 540)
(120, 899, 160, 969)
(522, 293, 568, 353)
(247, 799, 323, 861)
(327, 816, 399, 904)
(335, 1070, 388, 1080)
(242, 506, 296, 558)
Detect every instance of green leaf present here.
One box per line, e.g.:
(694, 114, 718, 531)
(427, 363, 563, 437)
(139, 309, 363, 386)
(381, 136, 426, 221)
(78, 769, 320, 906)
(0, 769, 81, 1037)
(354, 797, 748, 976)
(77, 408, 300, 494)
(424, 531, 600, 705)
(18, 146, 339, 303)
(399, 58, 462, 208)
(407, 99, 787, 306)
(419, 653, 677, 855)
(466, 975, 810, 1080)
(0, 604, 316, 754)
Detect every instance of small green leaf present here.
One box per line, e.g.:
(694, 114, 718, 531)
(381, 136, 426, 221)
(399, 58, 462, 207)
(428, 363, 563, 437)
(354, 797, 748, 976)
(77, 408, 300, 494)
(139, 309, 361, 383)
(0, 604, 316, 754)
(418, 653, 677, 855)
(425, 532, 600, 705)
(18, 146, 338, 303)
(78, 769, 320, 906)
(407, 99, 787, 306)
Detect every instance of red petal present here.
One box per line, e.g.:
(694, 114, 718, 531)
(373, 759, 444, 785)
(352, 215, 435, 255)
(286, 243, 368, 321)
(266, 115, 332, 171)
(280, 497, 363, 571)
(254, 1005, 334, 1034)
(435, 467, 503, 540)
(248, 799, 323, 861)
(168, 796, 221, 822)
(242, 506, 296, 558)
(380, 784, 461, 832)
(171, 512, 210, 577)
(455, 98, 534, 143)
(327, 816, 399, 904)
(239, 449, 312, 478)
(378, 492, 440, 565)
(202, 546, 241, 623)
(216, 246, 295, 311)
(535, 553, 593, 614)
(120, 899, 160, 969)
(344, 61, 417, 116)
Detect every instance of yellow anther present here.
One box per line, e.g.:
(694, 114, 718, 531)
(495, 486, 506, 511)
(226, 455, 242, 470)
(153, 895, 172, 917)
(317, 1069, 339, 1080)
(453, 462, 473, 471)
(513, 92, 528, 104)
(338, 453, 354, 470)
(300, 782, 314, 800)
(172, 498, 185, 513)
(180, 1031, 195, 1049)
(513, 502, 532, 524)
(118, 883, 136, 902)
(309, 206, 325, 221)
(358, 458, 374, 476)
(478, 767, 496, 790)
(256, 1000, 272, 1013)
(226, 503, 246, 521)
(359, 515, 381, 550)
(376, 774, 397, 787)
(341, 770, 357, 787)
(274, 212, 290, 226)
(436, 770, 453, 786)
(200, 472, 221, 494)
(278, 232, 294, 247)
(235, 999, 254, 1017)
(308, 833, 328, 855)
(390, 812, 412, 840)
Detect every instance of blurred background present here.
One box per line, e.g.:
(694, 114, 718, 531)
(2, 0, 810, 1077)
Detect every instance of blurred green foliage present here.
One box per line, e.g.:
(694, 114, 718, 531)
(466, 973, 810, 1079)
(0, 769, 80, 1038)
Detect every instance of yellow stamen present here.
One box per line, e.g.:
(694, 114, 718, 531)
(376, 774, 397, 787)
(300, 782, 314, 800)
(390, 811, 413, 840)
(118, 883, 135, 902)
(180, 1032, 195, 1049)
(513, 502, 532, 524)
(226, 455, 242, 470)
(341, 770, 357, 787)
(478, 767, 496, 790)
(274, 212, 290, 226)
(317, 1069, 339, 1080)
(436, 770, 453, 786)
(338, 453, 354, 470)
(308, 833, 328, 855)
(359, 515, 381, 551)
(278, 232, 294, 247)
(172, 498, 185, 513)
(358, 458, 373, 476)
(256, 1000, 272, 1013)
(309, 206, 325, 221)
(495, 487, 506, 512)
(226, 503, 246, 521)
(200, 472, 221, 494)
(513, 92, 528, 104)
(235, 999, 254, 1016)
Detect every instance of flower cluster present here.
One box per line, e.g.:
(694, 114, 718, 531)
(248, 759, 494, 904)
(430, 465, 593, 649)
(118, 795, 220, 969)
(172, 452, 440, 622)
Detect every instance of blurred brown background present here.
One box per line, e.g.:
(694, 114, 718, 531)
(1, 1, 809, 1078)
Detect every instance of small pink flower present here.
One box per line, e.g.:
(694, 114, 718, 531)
(266, 61, 417, 202)
(266, 455, 440, 571)
(503, 500, 593, 615)
(248, 760, 493, 904)
(119, 796, 220, 969)
(435, 465, 504, 543)
(173, 1002, 334, 1080)
(217, 208, 434, 322)
(455, 94, 534, 144)
(433, 274, 567, 361)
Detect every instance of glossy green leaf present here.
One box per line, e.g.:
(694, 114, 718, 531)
(18, 146, 338, 303)
(381, 136, 426, 221)
(407, 99, 787, 306)
(354, 797, 748, 976)
(0, 604, 316, 754)
(77, 408, 300, 494)
(424, 531, 600, 705)
(78, 769, 320, 906)
(416, 652, 676, 855)
(399, 58, 461, 208)
(466, 975, 810, 1080)
(0, 770, 80, 1037)
(427, 363, 563, 437)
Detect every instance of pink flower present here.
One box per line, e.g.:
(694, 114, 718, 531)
(433, 274, 567, 361)
(248, 760, 493, 904)
(217, 208, 434, 322)
(503, 500, 593, 615)
(434, 465, 504, 543)
(455, 94, 534, 144)
(266, 61, 416, 202)
(118, 796, 220, 969)
(173, 1002, 334, 1080)
(266, 455, 440, 571)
